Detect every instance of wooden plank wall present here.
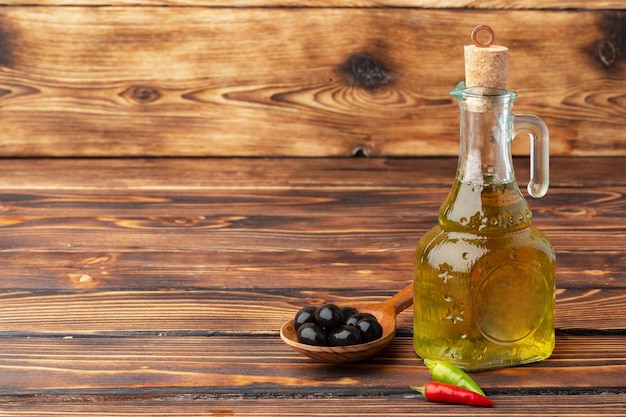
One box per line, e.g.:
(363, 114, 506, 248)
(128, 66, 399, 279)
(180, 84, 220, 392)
(0, 1, 624, 157)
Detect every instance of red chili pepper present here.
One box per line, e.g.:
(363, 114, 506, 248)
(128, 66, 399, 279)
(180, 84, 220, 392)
(411, 382, 494, 407)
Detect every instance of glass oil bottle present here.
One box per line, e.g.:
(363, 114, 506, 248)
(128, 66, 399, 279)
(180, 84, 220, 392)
(413, 26, 556, 371)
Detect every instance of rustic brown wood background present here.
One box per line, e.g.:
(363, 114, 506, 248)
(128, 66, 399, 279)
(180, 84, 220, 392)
(0, 1, 624, 157)
(0, 1, 625, 416)
(0, 156, 624, 415)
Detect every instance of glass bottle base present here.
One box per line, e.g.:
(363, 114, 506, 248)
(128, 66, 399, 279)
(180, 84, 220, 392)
(414, 331, 555, 371)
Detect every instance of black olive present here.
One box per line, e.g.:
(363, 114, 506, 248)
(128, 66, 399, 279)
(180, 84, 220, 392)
(291, 303, 382, 347)
(327, 325, 362, 346)
(340, 306, 358, 320)
(293, 306, 317, 331)
(355, 318, 383, 342)
(296, 323, 327, 346)
(345, 312, 377, 327)
(315, 304, 344, 330)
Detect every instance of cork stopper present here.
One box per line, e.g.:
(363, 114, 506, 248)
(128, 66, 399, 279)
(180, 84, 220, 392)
(464, 25, 508, 89)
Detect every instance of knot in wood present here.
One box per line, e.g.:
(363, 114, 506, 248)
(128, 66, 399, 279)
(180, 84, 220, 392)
(597, 40, 617, 68)
(345, 54, 391, 89)
(121, 86, 162, 103)
(598, 12, 626, 69)
(351, 145, 371, 157)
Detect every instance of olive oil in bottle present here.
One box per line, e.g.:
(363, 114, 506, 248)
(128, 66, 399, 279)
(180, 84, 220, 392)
(414, 175, 556, 370)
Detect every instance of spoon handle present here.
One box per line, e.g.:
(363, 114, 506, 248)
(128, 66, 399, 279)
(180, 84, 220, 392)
(387, 282, 414, 314)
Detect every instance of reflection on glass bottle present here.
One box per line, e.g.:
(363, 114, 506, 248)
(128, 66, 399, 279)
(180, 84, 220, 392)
(413, 83, 556, 371)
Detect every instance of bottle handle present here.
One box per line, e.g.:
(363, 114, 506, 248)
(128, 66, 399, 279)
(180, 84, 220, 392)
(513, 114, 550, 198)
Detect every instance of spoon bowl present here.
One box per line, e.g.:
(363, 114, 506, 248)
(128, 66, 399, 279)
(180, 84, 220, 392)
(280, 283, 414, 363)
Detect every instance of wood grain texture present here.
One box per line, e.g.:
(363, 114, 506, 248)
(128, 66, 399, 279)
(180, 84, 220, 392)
(0, 7, 624, 157)
(0, 156, 622, 189)
(0, 288, 623, 334)
(0, 0, 624, 413)
(0, 159, 621, 336)
(0, 336, 624, 391)
(1, 1, 625, 8)
(0, 156, 622, 414)
(1, 395, 625, 416)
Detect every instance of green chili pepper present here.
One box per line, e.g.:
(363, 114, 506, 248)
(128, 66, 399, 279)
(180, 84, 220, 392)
(423, 359, 486, 396)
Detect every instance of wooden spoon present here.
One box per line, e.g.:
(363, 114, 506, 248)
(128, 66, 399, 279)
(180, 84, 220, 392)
(280, 283, 414, 363)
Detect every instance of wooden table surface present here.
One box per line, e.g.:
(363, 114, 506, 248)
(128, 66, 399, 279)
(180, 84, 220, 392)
(0, 156, 624, 415)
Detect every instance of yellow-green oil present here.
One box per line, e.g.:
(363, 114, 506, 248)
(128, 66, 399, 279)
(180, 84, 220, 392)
(413, 178, 555, 371)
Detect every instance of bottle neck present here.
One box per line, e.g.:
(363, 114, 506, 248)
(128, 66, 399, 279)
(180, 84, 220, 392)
(440, 86, 531, 233)
(456, 89, 516, 185)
